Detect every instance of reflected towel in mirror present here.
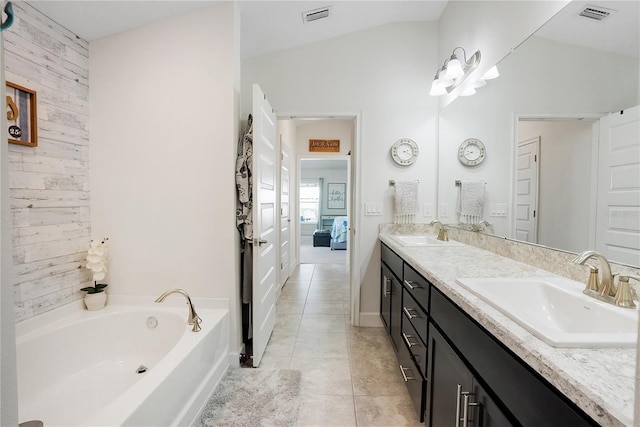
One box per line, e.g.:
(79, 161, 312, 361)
(456, 181, 485, 225)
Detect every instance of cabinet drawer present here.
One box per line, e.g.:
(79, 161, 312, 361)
(403, 263, 430, 311)
(401, 288, 428, 344)
(397, 332, 426, 423)
(401, 316, 427, 377)
(381, 243, 403, 279)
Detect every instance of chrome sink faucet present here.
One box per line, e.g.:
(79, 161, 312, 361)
(573, 250, 636, 308)
(573, 250, 615, 298)
(155, 289, 202, 332)
(429, 219, 449, 241)
(470, 220, 493, 233)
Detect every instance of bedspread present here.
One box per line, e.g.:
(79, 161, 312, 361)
(331, 216, 348, 243)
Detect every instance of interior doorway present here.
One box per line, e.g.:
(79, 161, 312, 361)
(515, 116, 597, 254)
(276, 115, 359, 323)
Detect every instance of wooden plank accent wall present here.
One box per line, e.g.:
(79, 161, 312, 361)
(4, 3, 92, 321)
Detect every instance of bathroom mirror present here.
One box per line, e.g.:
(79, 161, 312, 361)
(438, 0, 640, 268)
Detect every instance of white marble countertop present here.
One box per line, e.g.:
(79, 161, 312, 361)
(379, 230, 636, 427)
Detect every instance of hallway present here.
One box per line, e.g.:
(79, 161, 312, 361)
(260, 263, 421, 426)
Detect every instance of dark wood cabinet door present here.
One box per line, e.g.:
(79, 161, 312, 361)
(469, 380, 513, 427)
(427, 324, 473, 427)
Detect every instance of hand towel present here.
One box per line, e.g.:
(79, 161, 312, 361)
(456, 181, 485, 225)
(394, 181, 418, 224)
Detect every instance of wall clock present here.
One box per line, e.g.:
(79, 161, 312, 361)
(391, 138, 419, 166)
(458, 138, 486, 166)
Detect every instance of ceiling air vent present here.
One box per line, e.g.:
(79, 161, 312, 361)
(578, 5, 615, 21)
(303, 6, 331, 24)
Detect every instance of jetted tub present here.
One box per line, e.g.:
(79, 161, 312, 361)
(16, 296, 229, 426)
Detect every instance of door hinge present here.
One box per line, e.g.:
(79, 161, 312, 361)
(533, 210, 536, 218)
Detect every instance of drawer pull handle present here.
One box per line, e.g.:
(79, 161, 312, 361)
(402, 332, 416, 348)
(462, 393, 479, 427)
(455, 384, 463, 427)
(403, 307, 418, 319)
(404, 280, 422, 290)
(383, 277, 391, 297)
(399, 365, 415, 382)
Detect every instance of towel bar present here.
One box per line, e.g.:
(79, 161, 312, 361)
(455, 180, 485, 186)
(389, 179, 419, 186)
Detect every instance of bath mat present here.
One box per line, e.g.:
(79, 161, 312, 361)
(194, 368, 302, 427)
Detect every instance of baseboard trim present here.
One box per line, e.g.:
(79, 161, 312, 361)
(359, 312, 383, 327)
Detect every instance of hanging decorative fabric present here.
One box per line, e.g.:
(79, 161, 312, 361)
(1, 2, 14, 32)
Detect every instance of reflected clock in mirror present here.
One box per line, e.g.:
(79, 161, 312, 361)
(458, 138, 486, 166)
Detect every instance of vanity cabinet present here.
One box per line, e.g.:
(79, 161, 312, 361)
(379, 240, 600, 427)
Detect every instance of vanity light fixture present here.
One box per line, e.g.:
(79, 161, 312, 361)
(429, 47, 481, 96)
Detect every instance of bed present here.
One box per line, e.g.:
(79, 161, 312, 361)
(330, 216, 348, 250)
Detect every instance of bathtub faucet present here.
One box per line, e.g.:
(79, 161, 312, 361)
(155, 289, 202, 332)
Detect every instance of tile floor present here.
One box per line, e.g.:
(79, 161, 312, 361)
(259, 263, 422, 426)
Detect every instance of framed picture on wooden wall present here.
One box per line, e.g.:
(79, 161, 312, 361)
(6, 81, 38, 147)
(327, 183, 346, 209)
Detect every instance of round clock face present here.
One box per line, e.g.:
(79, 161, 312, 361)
(458, 138, 486, 166)
(391, 138, 419, 166)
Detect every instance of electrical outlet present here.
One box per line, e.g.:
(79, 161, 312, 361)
(439, 203, 450, 218)
(490, 203, 508, 217)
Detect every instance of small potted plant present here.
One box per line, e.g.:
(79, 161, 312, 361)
(81, 238, 109, 310)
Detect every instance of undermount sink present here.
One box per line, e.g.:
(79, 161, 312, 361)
(455, 277, 639, 348)
(389, 234, 462, 247)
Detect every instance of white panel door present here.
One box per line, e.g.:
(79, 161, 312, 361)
(251, 84, 278, 367)
(596, 106, 640, 266)
(515, 137, 540, 243)
(280, 134, 291, 287)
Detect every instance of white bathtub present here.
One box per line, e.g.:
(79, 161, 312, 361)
(16, 296, 230, 426)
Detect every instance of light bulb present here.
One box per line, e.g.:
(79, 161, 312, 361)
(429, 79, 447, 96)
(460, 86, 476, 96)
(445, 58, 464, 80)
(472, 79, 486, 88)
(482, 65, 499, 80)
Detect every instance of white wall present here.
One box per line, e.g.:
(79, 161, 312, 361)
(518, 120, 593, 252)
(296, 119, 353, 156)
(439, 36, 639, 238)
(437, 0, 569, 106)
(90, 3, 242, 353)
(243, 22, 439, 322)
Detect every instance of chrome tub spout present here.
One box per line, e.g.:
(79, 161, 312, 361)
(155, 289, 202, 332)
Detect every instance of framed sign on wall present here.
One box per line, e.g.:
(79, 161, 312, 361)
(327, 183, 346, 209)
(6, 81, 38, 147)
(309, 139, 340, 152)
